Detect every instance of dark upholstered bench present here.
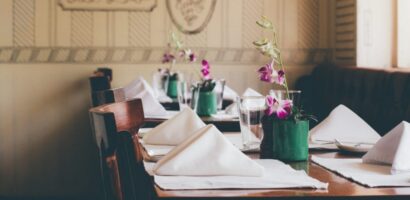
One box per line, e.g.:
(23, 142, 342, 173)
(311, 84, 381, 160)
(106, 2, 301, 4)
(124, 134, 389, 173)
(296, 64, 410, 135)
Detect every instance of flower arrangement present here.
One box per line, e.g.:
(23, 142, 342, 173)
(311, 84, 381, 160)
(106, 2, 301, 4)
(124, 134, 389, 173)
(161, 32, 197, 81)
(253, 16, 315, 121)
(197, 59, 216, 92)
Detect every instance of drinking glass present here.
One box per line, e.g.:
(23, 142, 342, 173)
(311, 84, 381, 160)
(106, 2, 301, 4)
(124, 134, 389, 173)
(190, 82, 201, 112)
(237, 96, 266, 150)
(269, 90, 302, 108)
(177, 81, 191, 110)
(214, 79, 226, 111)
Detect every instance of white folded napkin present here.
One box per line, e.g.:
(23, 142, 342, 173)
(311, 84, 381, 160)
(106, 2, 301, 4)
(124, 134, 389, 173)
(223, 85, 239, 100)
(243, 88, 263, 97)
(153, 124, 265, 176)
(141, 132, 255, 162)
(224, 102, 238, 115)
(124, 77, 168, 117)
(225, 88, 263, 116)
(362, 121, 410, 174)
(309, 104, 381, 144)
(143, 108, 206, 145)
(156, 90, 173, 103)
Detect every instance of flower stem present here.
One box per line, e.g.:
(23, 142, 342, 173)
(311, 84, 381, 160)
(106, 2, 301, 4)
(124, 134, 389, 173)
(272, 30, 290, 99)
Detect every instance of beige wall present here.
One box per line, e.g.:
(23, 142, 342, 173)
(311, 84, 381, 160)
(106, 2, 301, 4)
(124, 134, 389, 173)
(0, 0, 331, 198)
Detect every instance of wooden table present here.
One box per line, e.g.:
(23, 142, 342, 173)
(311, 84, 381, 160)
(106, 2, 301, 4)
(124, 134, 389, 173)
(152, 151, 410, 199)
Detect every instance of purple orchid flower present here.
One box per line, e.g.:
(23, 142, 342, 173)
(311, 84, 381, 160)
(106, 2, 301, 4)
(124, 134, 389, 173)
(258, 63, 286, 86)
(265, 95, 276, 116)
(264, 96, 293, 119)
(276, 70, 285, 85)
(201, 59, 211, 80)
(275, 99, 292, 119)
(162, 53, 175, 63)
(258, 63, 274, 83)
(189, 53, 196, 62)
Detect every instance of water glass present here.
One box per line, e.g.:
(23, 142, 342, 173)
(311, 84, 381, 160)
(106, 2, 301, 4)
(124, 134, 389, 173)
(237, 96, 266, 150)
(189, 82, 201, 112)
(269, 90, 301, 108)
(214, 79, 226, 111)
(177, 81, 192, 110)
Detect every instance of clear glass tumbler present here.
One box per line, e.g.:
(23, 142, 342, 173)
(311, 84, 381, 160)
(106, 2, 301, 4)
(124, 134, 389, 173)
(269, 90, 302, 108)
(237, 96, 266, 150)
(214, 79, 226, 111)
(177, 81, 191, 110)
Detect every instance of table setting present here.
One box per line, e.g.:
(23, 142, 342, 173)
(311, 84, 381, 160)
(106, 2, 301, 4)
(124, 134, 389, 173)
(127, 16, 410, 198)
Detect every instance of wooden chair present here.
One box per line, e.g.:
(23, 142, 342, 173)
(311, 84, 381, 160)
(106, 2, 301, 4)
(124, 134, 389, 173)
(89, 99, 154, 200)
(91, 87, 126, 107)
(95, 67, 113, 81)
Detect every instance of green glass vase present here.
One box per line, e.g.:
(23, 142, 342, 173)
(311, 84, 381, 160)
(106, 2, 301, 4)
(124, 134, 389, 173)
(196, 91, 217, 116)
(166, 80, 178, 98)
(261, 118, 309, 161)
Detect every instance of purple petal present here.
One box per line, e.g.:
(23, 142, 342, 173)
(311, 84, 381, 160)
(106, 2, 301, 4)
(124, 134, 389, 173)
(265, 96, 274, 106)
(201, 59, 209, 69)
(258, 66, 268, 73)
(201, 69, 211, 80)
(260, 73, 273, 83)
(276, 70, 285, 85)
(276, 107, 289, 119)
(189, 53, 196, 62)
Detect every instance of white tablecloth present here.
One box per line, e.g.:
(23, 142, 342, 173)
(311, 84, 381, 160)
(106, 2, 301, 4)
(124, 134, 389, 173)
(144, 159, 328, 190)
(312, 155, 410, 187)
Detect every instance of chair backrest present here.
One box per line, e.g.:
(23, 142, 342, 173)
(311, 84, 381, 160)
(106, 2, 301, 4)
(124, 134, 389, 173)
(91, 88, 126, 107)
(90, 76, 111, 92)
(96, 67, 113, 81)
(89, 99, 153, 200)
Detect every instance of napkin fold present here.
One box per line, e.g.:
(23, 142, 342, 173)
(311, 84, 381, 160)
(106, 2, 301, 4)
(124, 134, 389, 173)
(153, 124, 265, 176)
(362, 121, 410, 174)
(223, 85, 239, 101)
(243, 88, 263, 97)
(142, 108, 206, 145)
(309, 104, 381, 144)
(225, 88, 263, 115)
(124, 77, 167, 116)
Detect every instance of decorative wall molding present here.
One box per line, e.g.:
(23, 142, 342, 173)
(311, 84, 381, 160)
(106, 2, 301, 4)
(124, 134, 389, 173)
(1, 0, 332, 65)
(0, 47, 331, 64)
(59, 0, 157, 11)
(166, 0, 216, 34)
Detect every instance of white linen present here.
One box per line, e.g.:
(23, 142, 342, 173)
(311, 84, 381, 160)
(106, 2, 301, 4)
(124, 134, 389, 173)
(143, 108, 205, 145)
(141, 132, 256, 161)
(156, 90, 173, 103)
(123, 77, 168, 117)
(362, 121, 410, 174)
(145, 110, 179, 120)
(211, 111, 238, 119)
(223, 85, 239, 100)
(243, 88, 263, 97)
(224, 102, 238, 115)
(153, 125, 264, 176)
(309, 104, 381, 144)
(145, 159, 327, 190)
(312, 155, 410, 187)
(151, 71, 173, 103)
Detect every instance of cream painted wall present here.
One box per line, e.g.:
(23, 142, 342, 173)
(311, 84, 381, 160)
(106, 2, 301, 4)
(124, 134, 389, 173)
(0, 0, 331, 198)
